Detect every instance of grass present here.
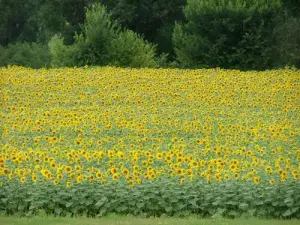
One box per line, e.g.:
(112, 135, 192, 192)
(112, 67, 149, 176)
(0, 215, 299, 225)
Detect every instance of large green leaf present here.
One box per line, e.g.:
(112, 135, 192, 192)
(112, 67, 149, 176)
(238, 203, 249, 210)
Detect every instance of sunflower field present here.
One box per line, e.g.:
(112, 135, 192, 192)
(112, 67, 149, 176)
(0, 66, 299, 218)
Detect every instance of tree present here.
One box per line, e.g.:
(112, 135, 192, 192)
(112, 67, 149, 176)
(99, 0, 186, 58)
(0, 0, 29, 45)
(281, 0, 300, 17)
(49, 3, 157, 68)
(110, 29, 157, 67)
(173, 0, 281, 70)
(273, 15, 300, 68)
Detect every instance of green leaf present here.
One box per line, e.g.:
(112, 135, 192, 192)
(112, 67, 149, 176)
(95, 197, 108, 209)
(254, 200, 264, 206)
(116, 205, 128, 212)
(226, 201, 238, 206)
(55, 207, 62, 215)
(212, 201, 220, 206)
(292, 207, 299, 213)
(282, 209, 293, 217)
(1, 198, 8, 204)
(284, 197, 293, 204)
(189, 198, 198, 206)
(71, 207, 78, 214)
(18, 204, 26, 211)
(228, 210, 239, 217)
(66, 202, 73, 208)
(177, 203, 187, 210)
(238, 203, 249, 210)
(170, 197, 179, 203)
(136, 202, 144, 209)
(85, 199, 94, 206)
(272, 201, 279, 206)
(165, 206, 173, 212)
(95, 200, 104, 208)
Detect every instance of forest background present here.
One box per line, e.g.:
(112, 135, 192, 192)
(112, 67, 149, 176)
(0, 0, 299, 70)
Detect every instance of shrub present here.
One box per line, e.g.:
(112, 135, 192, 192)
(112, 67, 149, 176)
(48, 34, 95, 67)
(110, 30, 157, 68)
(0, 42, 50, 68)
(48, 3, 157, 68)
(82, 3, 120, 65)
(48, 35, 71, 67)
(49, 4, 118, 67)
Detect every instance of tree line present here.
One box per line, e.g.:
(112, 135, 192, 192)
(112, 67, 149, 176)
(0, 0, 299, 69)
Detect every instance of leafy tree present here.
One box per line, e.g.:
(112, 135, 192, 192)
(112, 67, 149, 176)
(0, 0, 94, 45)
(48, 4, 118, 67)
(99, 0, 186, 57)
(173, 0, 281, 70)
(49, 3, 157, 68)
(0, 0, 29, 45)
(110, 30, 157, 67)
(2, 0, 298, 69)
(273, 16, 300, 68)
(281, 0, 300, 17)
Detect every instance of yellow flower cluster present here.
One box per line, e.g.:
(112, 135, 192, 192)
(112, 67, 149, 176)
(0, 66, 299, 187)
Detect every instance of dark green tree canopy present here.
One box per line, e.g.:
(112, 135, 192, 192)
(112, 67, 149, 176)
(173, 0, 282, 70)
(0, 0, 299, 69)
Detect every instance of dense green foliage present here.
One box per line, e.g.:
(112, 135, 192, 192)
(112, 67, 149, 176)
(48, 4, 156, 68)
(273, 15, 300, 68)
(281, 0, 300, 16)
(0, 42, 50, 68)
(109, 30, 157, 67)
(0, 0, 299, 69)
(0, 180, 299, 218)
(0, 0, 88, 45)
(100, 0, 186, 58)
(173, 0, 281, 70)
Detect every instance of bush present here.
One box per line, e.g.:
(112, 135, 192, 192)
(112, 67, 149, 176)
(0, 42, 50, 68)
(49, 4, 118, 67)
(48, 35, 71, 67)
(83, 3, 120, 65)
(173, 0, 281, 70)
(110, 30, 157, 68)
(48, 34, 95, 67)
(49, 3, 157, 68)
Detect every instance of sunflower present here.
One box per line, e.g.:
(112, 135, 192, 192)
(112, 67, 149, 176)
(176, 168, 184, 175)
(117, 151, 124, 158)
(20, 176, 26, 184)
(156, 152, 163, 160)
(112, 173, 118, 181)
(64, 166, 72, 173)
(122, 168, 129, 176)
(234, 173, 239, 179)
(110, 167, 117, 174)
(66, 181, 72, 188)
(269, 179, 275, 185)
(32, 174, 38, 182)
(96, 172, 103, 179)
(76, 175, 83, 183)
(253, 176, 260, 184)
(53, 180, 59, 185)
